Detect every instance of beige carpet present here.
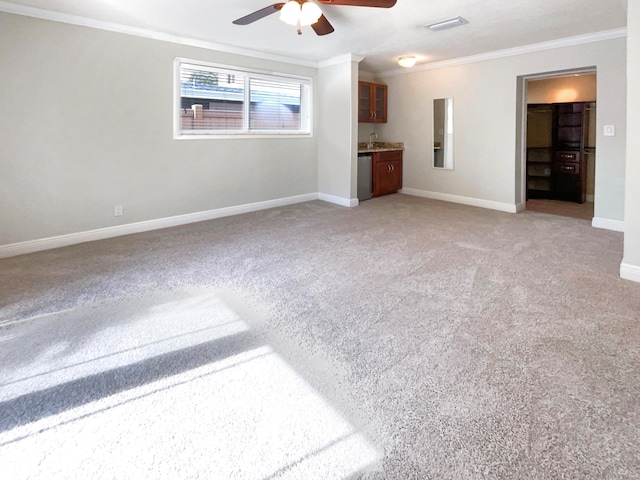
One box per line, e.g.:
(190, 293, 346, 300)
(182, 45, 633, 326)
(1, 194, 639, 479)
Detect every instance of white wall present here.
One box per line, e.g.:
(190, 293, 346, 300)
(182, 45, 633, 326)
(376, 37, 627, 220)
(0, 12, 318, 247)
(622, 2, 640, 282)
(317, 57, 360, 205)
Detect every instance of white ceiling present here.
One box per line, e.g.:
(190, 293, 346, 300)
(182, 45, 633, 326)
(2, 0, 628, 73)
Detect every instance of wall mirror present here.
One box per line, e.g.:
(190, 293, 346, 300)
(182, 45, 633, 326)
(433, 98, 454, 169)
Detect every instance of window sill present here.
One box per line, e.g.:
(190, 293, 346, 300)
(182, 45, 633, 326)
(175, 131, 312, 140)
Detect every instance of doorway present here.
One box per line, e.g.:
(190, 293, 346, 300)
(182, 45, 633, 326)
(516, 68, 597, 220)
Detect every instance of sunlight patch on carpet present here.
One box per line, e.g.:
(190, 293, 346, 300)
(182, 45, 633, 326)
(0, 289, 380, 479)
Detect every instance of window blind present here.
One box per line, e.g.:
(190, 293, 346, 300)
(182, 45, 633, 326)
(249, 78, 302, 130)
(179, 64, 245, 131)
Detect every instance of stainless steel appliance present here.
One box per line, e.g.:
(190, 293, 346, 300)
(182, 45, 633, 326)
(357, 153, 372, 201)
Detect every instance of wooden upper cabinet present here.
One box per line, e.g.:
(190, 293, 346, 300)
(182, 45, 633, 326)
(358, 81, 387, 123)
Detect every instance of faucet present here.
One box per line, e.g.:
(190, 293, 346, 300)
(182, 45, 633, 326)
(368, 132, 378, 149)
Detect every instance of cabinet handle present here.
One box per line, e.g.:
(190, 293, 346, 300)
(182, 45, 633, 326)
(390, 164, 394, 172)
(370, 111, 374, 119)
(373, 111, 377, 119)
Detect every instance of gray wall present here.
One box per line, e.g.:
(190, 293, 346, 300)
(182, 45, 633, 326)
(0, 12, 318, 246)
(376, 37, 627, 221)
(1, 10, 634, 268)
(317, 58, 359, 203)
(623, 2, 640, 275)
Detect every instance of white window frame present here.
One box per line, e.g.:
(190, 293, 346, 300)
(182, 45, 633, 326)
(174, 58, 313, 139)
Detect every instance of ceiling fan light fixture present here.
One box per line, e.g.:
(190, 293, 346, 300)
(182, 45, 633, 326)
(280, 1, 301, 26)
(427, 16, 468, 32)
(398, 56, 416, 68)
(300, 2, 323, 26)
(234, 0, 396, 36)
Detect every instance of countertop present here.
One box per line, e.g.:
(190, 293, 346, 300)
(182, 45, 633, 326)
(358, 142, 404, 153)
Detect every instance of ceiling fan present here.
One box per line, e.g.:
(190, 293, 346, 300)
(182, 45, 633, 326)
(233, 0, 397, 36)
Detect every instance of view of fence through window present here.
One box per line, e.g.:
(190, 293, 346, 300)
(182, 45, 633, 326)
(179, 63, 304, 133)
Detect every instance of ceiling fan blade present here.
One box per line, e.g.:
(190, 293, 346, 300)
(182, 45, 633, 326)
(312, 14, 335, 36)
(232, 3, 285, 25)
(316, 0, 397, 7)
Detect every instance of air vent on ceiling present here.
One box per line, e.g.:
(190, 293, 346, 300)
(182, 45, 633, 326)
(427, 16, 468, 32)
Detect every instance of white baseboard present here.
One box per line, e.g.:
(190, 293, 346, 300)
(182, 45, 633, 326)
(592, 217, 625, 232)
(0, 193, 319, 258)
(400, 188, 517, 213)
(620, 262, 640, 283)
(318, 193, 358, 208)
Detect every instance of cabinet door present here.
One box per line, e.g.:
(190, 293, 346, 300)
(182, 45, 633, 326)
(358, 82, 387, 123)
(372, 151, 402, 196)
(388, 159, 402, 190)
(372, 84, 387, 123)
(372, 160, 392, 197)
(358, 82, 373, 122)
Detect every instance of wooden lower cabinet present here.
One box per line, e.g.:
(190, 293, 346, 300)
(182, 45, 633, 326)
(372, 150, 402, 197)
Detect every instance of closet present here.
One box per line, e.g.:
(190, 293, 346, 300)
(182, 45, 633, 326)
(526, 102, 595, 203)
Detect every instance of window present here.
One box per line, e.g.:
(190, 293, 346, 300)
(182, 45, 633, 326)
(175, 59, 312, 138)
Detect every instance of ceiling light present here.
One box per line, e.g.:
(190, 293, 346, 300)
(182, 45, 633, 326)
(427, 16, 468, 31)
(398, 56, 416, 68)
(280, 1, 322, 28)
(280, 1, 302, 26)
(299, 2, 322, 26)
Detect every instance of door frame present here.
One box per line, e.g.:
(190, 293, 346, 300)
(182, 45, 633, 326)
(515, 67, 597, 211)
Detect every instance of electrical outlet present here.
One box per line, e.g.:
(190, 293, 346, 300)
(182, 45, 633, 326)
(114, 205, 123, 217)
(603, 125, 615, 137)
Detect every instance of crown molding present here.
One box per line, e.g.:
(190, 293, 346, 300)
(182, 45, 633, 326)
(358, 70, 377, 82)
(0, 2, 627, 79)
(0, 0, 318, 68)
(318, 54, 365, 68)
(378, 27, 628, 78)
